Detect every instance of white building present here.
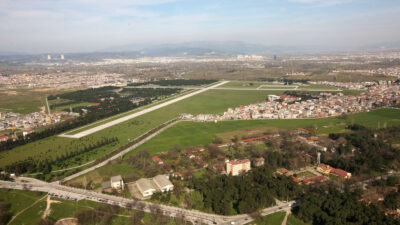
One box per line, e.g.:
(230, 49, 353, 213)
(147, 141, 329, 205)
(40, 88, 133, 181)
(268, 95, 280, 101)
(110, 175, 124, 190)
(136, 178, 156, 197)
(226, 159, 251, 176)
(153, 175, 174, 192)
(135, 175, 174, 197)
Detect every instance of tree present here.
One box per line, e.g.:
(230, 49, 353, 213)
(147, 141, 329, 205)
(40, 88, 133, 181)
(0, 202, 11, 225)
(213, 136, 224, 144)
(130, 210, 144, 225)
(384, 191, 399, 210)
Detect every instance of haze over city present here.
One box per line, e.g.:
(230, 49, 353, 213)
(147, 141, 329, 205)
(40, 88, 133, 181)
(1, 0, 400, 53)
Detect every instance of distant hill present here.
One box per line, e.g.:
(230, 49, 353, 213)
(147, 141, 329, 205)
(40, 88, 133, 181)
(103, 41, 303, 56)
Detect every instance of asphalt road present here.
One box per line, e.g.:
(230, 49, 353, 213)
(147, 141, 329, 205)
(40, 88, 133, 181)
(0, 179, 296, 225)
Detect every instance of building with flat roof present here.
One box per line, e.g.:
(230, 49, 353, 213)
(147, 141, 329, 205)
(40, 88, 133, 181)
(111, 175, 124, 190)
(153, 175, 174, 192)
(135, 175, 174, 197)
(226, 159, 251, 176)
(136, 178, 156, 197)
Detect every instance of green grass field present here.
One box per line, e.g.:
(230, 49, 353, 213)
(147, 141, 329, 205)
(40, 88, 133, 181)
(295, 171, 316, 179)
(246, 212, 286, 225)
(0, 189, 46, 225)
(0, 189, 45, 215)
(132, 108, 400, 155)
(287, 215, 311, 225)
(49, 99, 94, 112)
(0, 88, 76, 114)
(0, 89, 284, 169)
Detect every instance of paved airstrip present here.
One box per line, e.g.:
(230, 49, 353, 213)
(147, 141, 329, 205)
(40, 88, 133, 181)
(59, 81, 229, 138)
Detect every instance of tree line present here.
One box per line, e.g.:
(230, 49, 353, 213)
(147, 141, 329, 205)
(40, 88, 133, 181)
(4, 137, 118, 175)
(127, 79, 218, 86)
(259, 78, 309, 84)
(120, 87, 182, 98)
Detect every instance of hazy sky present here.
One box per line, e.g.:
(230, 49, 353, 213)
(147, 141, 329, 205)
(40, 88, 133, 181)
(0, 0, 399, 53)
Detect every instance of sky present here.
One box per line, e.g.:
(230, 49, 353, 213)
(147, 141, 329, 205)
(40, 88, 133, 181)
(0, 0, 399, 53)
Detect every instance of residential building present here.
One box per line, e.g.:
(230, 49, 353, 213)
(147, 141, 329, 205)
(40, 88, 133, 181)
(331, 168, 352, 179)
(110, 175, 124, 190)
(253, 157, 265, 167)
(0, 136, 8, 142)
(152, 156, 164, 165)
(226, 159, 251, 176)
(317, 164, 332, 175)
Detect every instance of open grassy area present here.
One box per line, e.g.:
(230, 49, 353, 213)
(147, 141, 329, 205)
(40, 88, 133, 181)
(295, 171, 316, 179)
(0, 189, 46, 225)
(9, 201, 47, 225)
(0, 189, 45, 215)
(246, 211, 286, 225)
(132, 108, 400, 155)
(49, 99, 94, 112)
(0, 88, 76, 114)
(47, 198, 103, 221)
(287, 215, 311, 225)
(0, 89, 284, 169)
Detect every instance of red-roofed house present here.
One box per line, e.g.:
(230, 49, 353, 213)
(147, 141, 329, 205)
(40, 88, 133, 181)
(152, 156, 163, 165)
(331, 168, 351, 179)
(23, 129, 34, 137)
(292, 176, 301, 183)
(0, 136, 8, 143)
(276, 168, 289, 175)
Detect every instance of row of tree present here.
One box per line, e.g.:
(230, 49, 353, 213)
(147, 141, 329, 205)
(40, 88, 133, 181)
(120, 87, 182, 98)
(127, 79, 218, 86)
(4, 137, 118, 175)
(259, 78, 309, 84)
